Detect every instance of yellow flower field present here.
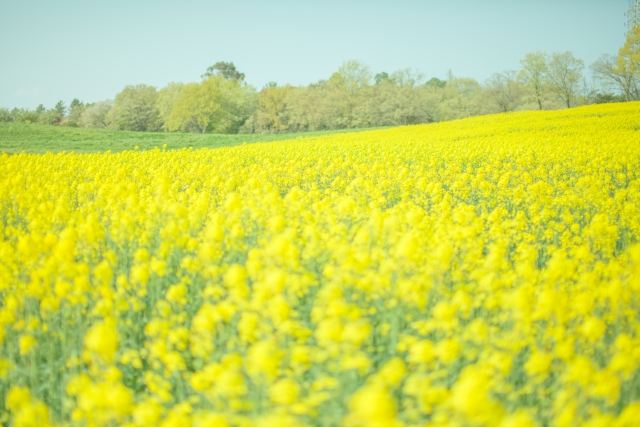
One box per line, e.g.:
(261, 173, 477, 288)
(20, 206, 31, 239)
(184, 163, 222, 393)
(1, 102, 640, 427)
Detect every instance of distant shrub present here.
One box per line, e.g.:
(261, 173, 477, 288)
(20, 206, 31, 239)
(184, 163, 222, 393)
(0, 108, 14, 122)
(6, 108, 40, 124)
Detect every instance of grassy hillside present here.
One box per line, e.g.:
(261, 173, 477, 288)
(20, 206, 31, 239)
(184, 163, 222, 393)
(0, 122, 385, 154)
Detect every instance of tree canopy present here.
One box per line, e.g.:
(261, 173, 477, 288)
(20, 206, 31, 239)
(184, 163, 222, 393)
(546, 52, 585, 108)
(106, 84, 160, 131)
(4, 34, 639, 133)
(202, 61, 245, 81)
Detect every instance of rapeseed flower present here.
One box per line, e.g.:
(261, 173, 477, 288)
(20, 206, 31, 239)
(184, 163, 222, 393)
(1, 102, 640, 426)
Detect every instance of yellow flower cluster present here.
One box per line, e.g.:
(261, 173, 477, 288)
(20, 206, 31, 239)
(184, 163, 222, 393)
(1, 102, 640, 427)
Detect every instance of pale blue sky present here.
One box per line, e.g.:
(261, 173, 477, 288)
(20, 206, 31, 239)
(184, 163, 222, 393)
(0, 0, 631, 109)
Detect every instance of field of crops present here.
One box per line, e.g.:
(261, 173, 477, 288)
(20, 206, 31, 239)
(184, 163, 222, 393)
(1, 102, 640, 427)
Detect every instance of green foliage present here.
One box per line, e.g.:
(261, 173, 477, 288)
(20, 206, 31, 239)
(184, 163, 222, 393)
(374, 71, 389, 85)
(168, 80, 222, 133)
(612, 25, 640, 101)
(338, 60, 373, 91)
(80, 100, 112, 129)
(437, 77, 482, 121)
(39, 108, 63, 125)
(5, 39, 639, 138)
(591, 54, 639, 102)
(425, 77, 447, 89)
(620, 25, 640, 76)
(156, 83, 185, 130)
(202, 61, 245, 81)
(54, 100, 67, 117)
(591, 91, 626, 104)
(10, 108, 40, 124)
(325, 60, 373, 129)
(546, 51, 584, 108)
(69, 98, 82, 110)
(106, 84, 160, 131)
(484, 71, 524, 113)
(519, 52, 549, 110)
(168, 77, 256, 134)
(68, 98, 85, 123)
(0, 108, 14, 122)
(372, 70, 434, 126)
(254, 85, 293, 133)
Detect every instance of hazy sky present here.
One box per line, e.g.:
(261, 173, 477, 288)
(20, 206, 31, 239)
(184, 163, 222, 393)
(0, 0, 631, 109)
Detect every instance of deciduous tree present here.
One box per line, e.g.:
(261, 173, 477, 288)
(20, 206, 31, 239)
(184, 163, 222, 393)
(519, 52, 549, 110)
(68, 98, 85, 124)
(374, 69, 433, 125)
(80, 100, 112, 129)
(202, 61, 245, 81)
(484, 71, 524, 113)
(620, 25, 640, 75)
(168, 81, 220, 133)
(425, 77, 447, 89)
(325, 60, 372, 128)
(546, 52, 584, 108)
(256, 85, 293, 133)
(437, 77, 482, 121)
(166, 77, 254, 134)
(106, 85, 160, 131)
(374, 72, 389, 85)
(157, 83, 185, 131)
(616, 25, 640, 99)
(591, 54, 638, 101)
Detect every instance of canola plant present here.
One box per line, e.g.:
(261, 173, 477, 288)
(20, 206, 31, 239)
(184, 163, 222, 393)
(1, 102, 640, 427)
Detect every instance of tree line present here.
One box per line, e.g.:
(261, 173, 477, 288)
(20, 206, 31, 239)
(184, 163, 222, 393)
(2, 27, 639, 134)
